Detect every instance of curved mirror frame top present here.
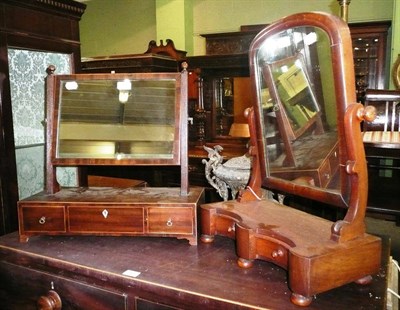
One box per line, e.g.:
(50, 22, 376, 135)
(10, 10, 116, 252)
(249, 12, 357, 208)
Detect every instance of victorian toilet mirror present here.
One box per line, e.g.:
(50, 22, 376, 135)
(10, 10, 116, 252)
(45, 68, 189, 194)
(201, 12, 380, 306)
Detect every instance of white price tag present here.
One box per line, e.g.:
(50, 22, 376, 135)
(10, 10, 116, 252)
(122, 269, 141, 278)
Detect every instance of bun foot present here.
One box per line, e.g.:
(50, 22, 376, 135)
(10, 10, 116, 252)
(290, 293, 313, 307)
(355, 275, 372, 285)
(237, 257, 254, 268)
(200, 234, 214, 243)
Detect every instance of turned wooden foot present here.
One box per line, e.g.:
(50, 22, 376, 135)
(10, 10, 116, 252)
(200, 234, 214, 243)
(355, 275, 373, 285)
(290, 293, 313, 306)
(237, 257, 254, 268)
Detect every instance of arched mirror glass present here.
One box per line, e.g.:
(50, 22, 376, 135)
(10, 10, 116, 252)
(250, 21, 351, 207)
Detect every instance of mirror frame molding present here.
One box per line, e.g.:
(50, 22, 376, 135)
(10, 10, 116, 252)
(45, 67, 189, 195)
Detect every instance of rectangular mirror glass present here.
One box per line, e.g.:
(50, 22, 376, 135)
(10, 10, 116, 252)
(52, 74, 182, 163)
(58, 79, 176, 159)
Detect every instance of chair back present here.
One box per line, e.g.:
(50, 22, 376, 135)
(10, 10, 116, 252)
(363, 89, 400, 145)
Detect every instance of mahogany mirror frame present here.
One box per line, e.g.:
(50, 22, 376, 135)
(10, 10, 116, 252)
(45, 68, 189, 195)
(244, 12, 375, 241)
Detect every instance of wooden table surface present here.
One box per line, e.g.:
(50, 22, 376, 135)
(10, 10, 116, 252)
(0, 232, 391, 309)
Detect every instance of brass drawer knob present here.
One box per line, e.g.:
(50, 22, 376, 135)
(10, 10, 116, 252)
(166, 218, 173, 227)
(37, 290, 62, 310)
(39, 216, 46, 225)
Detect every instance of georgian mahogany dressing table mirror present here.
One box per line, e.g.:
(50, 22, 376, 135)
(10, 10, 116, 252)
(200, 12, 381, 306)
(17, 66, 204, 245)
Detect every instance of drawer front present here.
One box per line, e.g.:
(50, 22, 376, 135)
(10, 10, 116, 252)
(147, 207, 194, 234)
(215, 215, 236, 239)
(19, 205, 66, 232)
(0, 261, 127, 310)
(136, 297, 182, 310)
(68, 206, 144, 233)
(255, 238, 288, 269)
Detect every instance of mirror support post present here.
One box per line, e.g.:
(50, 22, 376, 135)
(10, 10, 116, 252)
(331, 103, 376, 242)
(180, 63, 189, 195)
(45, 67, 60, 194)
(237, 108, 263, 202)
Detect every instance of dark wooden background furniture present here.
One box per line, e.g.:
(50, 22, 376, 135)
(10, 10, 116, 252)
(362, 89, 400, 224)
(0, 232, 391, 309)
(0, 0, 86, 236)
(81, 39, 186, 74)
(350, 22, 391, 102)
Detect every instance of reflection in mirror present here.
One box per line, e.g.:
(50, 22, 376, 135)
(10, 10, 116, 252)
(214, 77, 251, 138)
(57, 79, 176, 159)
(267, 55, 320, 139)
(255, 26, 339, 190)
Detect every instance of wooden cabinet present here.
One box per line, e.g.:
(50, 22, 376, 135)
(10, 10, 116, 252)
(0, 231, 391, 309)
(0, 262, 127, 310)
(0, 0, 86, 235)
(350, 22, 391, 102)
(81, 54, 180, 73)
(18, 187, 204, 246)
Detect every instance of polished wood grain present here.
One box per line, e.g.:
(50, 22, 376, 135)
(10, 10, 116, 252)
(0, 232, 391, 309)
(18, 187, 204, 246)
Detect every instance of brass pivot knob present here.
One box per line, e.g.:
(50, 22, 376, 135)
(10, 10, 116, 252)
(37, 290, 62, 310)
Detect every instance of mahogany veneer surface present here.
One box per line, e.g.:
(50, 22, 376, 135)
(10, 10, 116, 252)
(200, 199, 383, 301)
(0, 231, 390, 309)
(18, 187, 204, 246)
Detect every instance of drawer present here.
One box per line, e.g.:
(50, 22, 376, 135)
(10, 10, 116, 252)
(68, 205, 144, 233)
(215, 215, 236, 239)
(136, 297, 182, 310)
(0, 261, 127, 310)
(147, 207, 194, 234)
(254, 238, 288, 269)
(19, 205, 66, 232)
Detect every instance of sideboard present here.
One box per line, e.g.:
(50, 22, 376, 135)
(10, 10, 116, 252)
(0, 232, 391, 309)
